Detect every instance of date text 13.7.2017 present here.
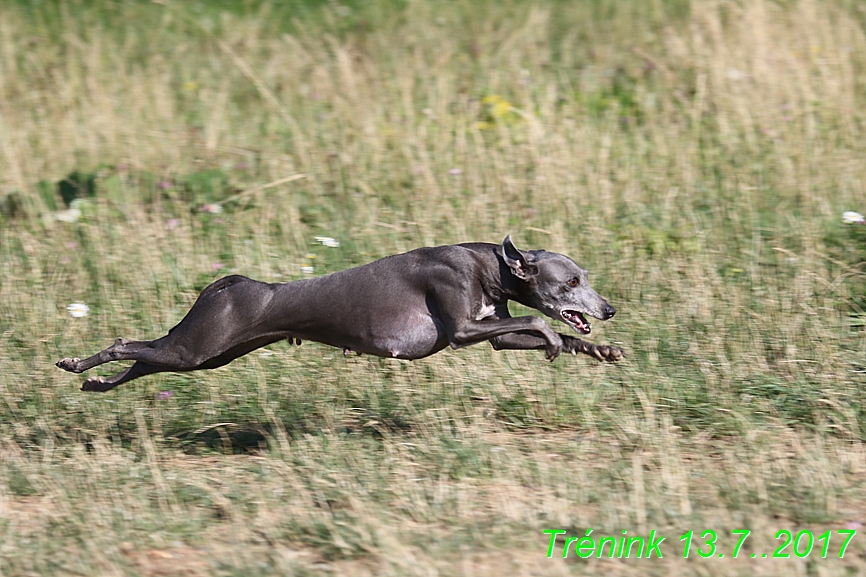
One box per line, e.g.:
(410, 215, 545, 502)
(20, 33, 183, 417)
(544, 528, 856, 560)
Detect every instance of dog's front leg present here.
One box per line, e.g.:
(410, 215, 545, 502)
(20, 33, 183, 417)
(490, 332, 623, 362)
(447, 317, 564, 360)
(562, 336, 624, 362)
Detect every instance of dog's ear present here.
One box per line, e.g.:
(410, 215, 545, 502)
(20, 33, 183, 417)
(499, 235, 538, 281)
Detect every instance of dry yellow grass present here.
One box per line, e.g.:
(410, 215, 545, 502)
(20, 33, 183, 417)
(1, 0, 866, 574)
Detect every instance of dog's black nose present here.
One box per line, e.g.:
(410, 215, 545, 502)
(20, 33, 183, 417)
(604, 304, 616, 319)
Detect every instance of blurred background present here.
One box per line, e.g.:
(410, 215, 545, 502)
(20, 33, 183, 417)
(1, 0, 866, 574)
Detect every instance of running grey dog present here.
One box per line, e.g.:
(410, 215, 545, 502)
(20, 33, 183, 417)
(57, 235, 623, 391)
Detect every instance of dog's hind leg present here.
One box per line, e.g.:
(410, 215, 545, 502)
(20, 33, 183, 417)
(56, 338, 157, 373)
(62, 332, 290, 392)
(58, 338, 187, 391)
(79, 362, 165, 392)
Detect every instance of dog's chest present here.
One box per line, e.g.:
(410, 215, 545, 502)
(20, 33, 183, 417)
(475, 300, 496, 320)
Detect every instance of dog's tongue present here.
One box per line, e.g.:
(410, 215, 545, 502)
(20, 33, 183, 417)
(562, 310, 591, 333)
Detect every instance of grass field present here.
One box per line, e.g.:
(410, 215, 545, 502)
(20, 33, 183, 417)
(2, 0, 866, 574)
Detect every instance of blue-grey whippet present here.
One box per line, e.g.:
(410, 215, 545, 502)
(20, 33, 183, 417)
(57, 235, 623, 391)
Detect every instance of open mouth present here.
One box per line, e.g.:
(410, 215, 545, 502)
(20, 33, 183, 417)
(561, 310, 592, 334)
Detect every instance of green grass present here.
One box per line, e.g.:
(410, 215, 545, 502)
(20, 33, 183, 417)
(2, 0, 866, 574)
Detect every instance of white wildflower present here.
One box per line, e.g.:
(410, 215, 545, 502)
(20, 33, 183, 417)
(54, 208, 81, 223)
(199, 203, 223, 214)
(67, 303, 90, 318)
(314, 236, 340, 248)
(842, 211, 865, 224)
(301, 265, 314, 275)
(54, 199, 88, 222)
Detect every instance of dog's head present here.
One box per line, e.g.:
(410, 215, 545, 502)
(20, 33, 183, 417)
(496, 235, 616, 335)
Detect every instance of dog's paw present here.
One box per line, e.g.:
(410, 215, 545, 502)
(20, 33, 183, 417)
(81, 376, 108, 392)
(56, 358, 82, 373)
(545, 341, 563, 362)
(596, 345, 625, 362)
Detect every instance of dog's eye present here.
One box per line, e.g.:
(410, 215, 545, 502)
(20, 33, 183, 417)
(568, 277, 579, 288)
